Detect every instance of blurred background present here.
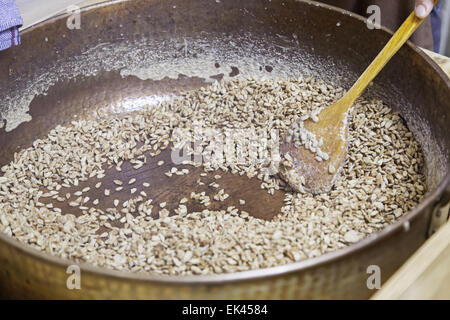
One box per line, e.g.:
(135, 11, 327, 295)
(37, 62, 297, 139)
(443, 0, 450, 54)
(14, 0, 450, 55)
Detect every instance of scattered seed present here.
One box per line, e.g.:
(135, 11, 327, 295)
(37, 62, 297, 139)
(328, 164, 336, 174)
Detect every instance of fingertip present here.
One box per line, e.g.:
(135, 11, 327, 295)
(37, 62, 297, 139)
(415, 5, 427, 18)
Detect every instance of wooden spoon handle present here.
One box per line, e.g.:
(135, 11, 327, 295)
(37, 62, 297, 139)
(339, 0, 439, 111)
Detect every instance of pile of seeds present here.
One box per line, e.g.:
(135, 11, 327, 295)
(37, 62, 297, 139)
(0, 77, 427, 275)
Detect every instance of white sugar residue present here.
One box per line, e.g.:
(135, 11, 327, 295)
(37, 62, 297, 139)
(1, 85, 38, 132)
(118, 36, 314, 83)
(2, 109, 32, 132)
(286, 121, 329, 162)
(106, 94, 175, 115)
(2, 32, 335, 132)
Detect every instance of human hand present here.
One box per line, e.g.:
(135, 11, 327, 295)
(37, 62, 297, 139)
(415, 0, 435, 18)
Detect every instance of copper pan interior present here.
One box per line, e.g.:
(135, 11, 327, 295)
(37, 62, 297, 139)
(0, 0, 449, 273)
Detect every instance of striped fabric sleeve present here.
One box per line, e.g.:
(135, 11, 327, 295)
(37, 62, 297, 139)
(0, 0, 23, 51)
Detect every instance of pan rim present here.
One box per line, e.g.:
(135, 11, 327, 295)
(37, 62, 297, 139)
(1, 0, 449, 286)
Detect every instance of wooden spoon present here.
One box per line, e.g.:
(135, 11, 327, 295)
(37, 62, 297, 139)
(279, 1, 439, 194)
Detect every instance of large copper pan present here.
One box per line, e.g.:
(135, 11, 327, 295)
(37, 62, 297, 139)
(0, 0, 449, 299)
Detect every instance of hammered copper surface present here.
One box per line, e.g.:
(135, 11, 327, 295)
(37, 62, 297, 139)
(0, 0, 449, 299)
